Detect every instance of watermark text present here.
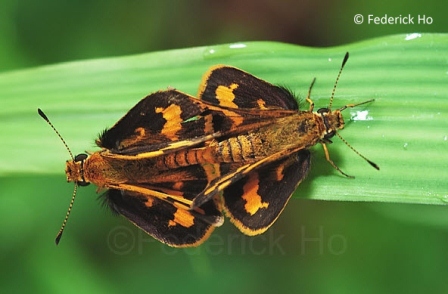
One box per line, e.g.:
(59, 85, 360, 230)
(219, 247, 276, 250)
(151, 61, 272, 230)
(354, 14, 433, 25)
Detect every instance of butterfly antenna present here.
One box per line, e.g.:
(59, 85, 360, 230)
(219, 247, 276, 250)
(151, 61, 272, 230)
(336, 132, 380, 170)
(328, 52, 349, 109)
(38, 108, 78, 244)
(38, 108, 75, 161)
(55, 184, 78, 244)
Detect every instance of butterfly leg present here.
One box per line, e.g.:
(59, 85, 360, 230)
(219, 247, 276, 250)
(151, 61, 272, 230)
(321, 143, 354, 178)
(306, 78, 317, 111)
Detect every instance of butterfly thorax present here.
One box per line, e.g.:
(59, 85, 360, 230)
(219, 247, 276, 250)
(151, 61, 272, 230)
(66, 152, 133, 188)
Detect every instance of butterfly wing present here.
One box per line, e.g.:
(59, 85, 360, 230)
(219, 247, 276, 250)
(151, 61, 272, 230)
(97, 89, 216, 156)
(198, 65, 299, 110)
(104, 180, 224, 247)
(222, 150, 310, 235)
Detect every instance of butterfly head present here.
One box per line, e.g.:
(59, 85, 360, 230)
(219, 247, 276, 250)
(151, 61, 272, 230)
(65, 153, 90, 186)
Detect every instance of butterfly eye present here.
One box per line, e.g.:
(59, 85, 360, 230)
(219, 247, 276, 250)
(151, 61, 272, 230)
(73, 153, 89, 186)
(317, 107, 329, 114)
(323, 130, 336, 141)
(74, 153, 88, 162)
(77, 180, 90, 187)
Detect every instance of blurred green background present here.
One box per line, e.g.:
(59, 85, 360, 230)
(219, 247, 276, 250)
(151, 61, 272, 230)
(1, 0, 447, 294)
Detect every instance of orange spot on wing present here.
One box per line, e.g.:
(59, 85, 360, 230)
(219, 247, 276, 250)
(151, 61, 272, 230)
(256, 99, 268, 110)
(242, 172, 269, 215)
(169, 208, 195, 228)
(144, 197, 155, 208)
(274, 164, 285, 181)
(215, 83, 238, 108)
(155, 104, 183, 140)
(172, 182, 183, 191)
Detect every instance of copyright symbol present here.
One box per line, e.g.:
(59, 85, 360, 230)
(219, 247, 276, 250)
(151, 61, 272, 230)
(107, 226, 135, 255)
(354, 14, 363, 24)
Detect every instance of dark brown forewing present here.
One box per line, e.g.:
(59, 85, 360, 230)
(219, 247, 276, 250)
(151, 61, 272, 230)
(199, 66, 299, 110)
(97, 90, 212, 153)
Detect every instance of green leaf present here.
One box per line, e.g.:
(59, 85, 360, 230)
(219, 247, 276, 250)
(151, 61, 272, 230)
(1, 33, 447, 205)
